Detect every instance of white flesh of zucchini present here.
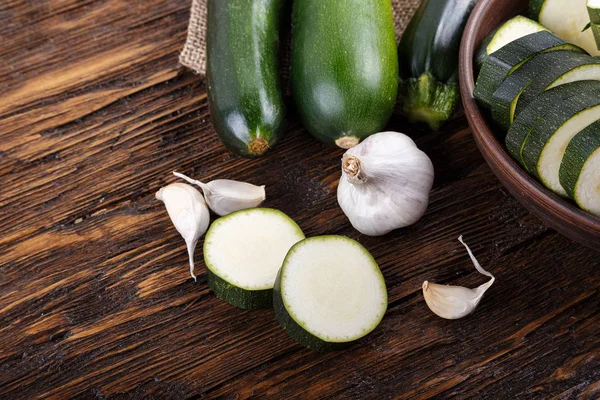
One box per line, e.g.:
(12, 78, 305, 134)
(204, 209, 305, 290)
(281, 236, 387, 342)
(576, 147, 600, 215)
(539, 105, 600, 195)
(548, 64, 600, 89)
(487, 16, 547, 55)
(539, 0, 600, 55)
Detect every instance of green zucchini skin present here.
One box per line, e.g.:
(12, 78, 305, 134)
(273, 268, 349, 352)
(206, 269, 273, 310)
(592, 24, 600, 50)
(515, 55, 600, 117)
(206, 0, 286, 157)
(559, 121, 600, 198)
(291, 0, 398, 149)
(491, 50, 595, 130)
(506, 81, 600, 170)
(529, 0, 545, 20)
(397, 0, 477, 130)
(474, 31, 579, 111)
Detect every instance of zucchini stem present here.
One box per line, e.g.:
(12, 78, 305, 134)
(400, 72, 458, 130)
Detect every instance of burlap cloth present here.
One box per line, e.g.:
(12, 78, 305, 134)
(179, 0, 422, 75)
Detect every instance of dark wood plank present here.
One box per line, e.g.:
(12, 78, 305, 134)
(1, 1, 599, 399)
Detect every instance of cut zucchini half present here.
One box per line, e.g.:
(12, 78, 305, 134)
(274, 236, 387, 352)
(515, 53, 600, 117)
(203, 208, 305, 310)
(519, 81, 600, 196)
(530, 0, 600, 56)
(491, 50, 592, 130)
(474, 30, 580, 110)
(559, 121, 600, 215)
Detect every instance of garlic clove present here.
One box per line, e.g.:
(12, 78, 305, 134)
(173, 171, 266, 216)
(156, 182, 210, 281)
(422, 236, 495, 320)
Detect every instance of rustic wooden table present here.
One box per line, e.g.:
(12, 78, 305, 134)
(1, 1, 599, 399)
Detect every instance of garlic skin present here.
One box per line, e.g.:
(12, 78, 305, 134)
(422, 236, 495, 320)
(337, 131, 434, 236)
(156, 183, 210, 281)
(173, 172, 265, 216)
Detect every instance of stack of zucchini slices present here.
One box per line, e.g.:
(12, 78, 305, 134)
(474, 16, 600, 217)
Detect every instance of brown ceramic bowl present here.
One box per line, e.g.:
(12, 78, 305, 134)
(459, 0, 600, 248)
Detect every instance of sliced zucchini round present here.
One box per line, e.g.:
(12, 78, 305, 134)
(203, 208, 305, 310)
(589, 0, 600, 24)
(506, 81, 600, 171)
(491, 50, 593, 130)
(486, 16, 548, 56)
(274, 236, 387, 352)
(519, 81, 600, 196)
(474, 30, 580, 111)
(530, 0, 600, 56)
(559, 121, 600, 215)
(515, 55, 600, 116)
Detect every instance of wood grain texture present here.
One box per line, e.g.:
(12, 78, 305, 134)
(0, 1, 598, 399)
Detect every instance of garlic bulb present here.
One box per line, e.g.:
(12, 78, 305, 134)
(173, 172, 265, 216)
(156, 183, 210, 281)
(337, 131, 434, 236)
(422, 236, 495, 320)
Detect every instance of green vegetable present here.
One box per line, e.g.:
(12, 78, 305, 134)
(397, 0, 477, 130)
(206, 0, 286, 157)
(559, 121, 600, 215)
(478, 15, 548, 67)
(203, 208, 305, 310)
(515, 55, 600, 117)
(291, 0, 398, 149)
(592, 24, 600, 49)
(274, 236, 387, 352)
(505, 81, 584, 168)
(587, 0, 600, 23)
(474, 30, 580, 111)
(491, 51, 596, 130)
(507, 81, 600, 196)
(530, 0, 600, 56)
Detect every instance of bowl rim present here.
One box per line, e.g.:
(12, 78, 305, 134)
(458, 0, 600, 233)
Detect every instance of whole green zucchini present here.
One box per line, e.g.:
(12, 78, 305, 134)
(398, 0, 478, 130)
(206, 0, 286, 157)
(291, 0, 399, 149)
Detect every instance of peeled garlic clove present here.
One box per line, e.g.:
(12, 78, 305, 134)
(422, 236, 495, 320)
(156, 183, 210, 281)
(173, 171, 265, 216)
(337, 131, 435, 236)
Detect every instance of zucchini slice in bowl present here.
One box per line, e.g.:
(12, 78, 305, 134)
(530, 0, 600, 56)
(517, 81, 600, 196)
(274, 236, 387, 352)
(559, 121, 600, 216)
(203, 208, 305, 310)
(506, 80, 600, 172)
(474, 30, 581, 110)
(481, 15, 548, 62)
(515, 55, 600, 116)
(491, 50, 594, 130)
